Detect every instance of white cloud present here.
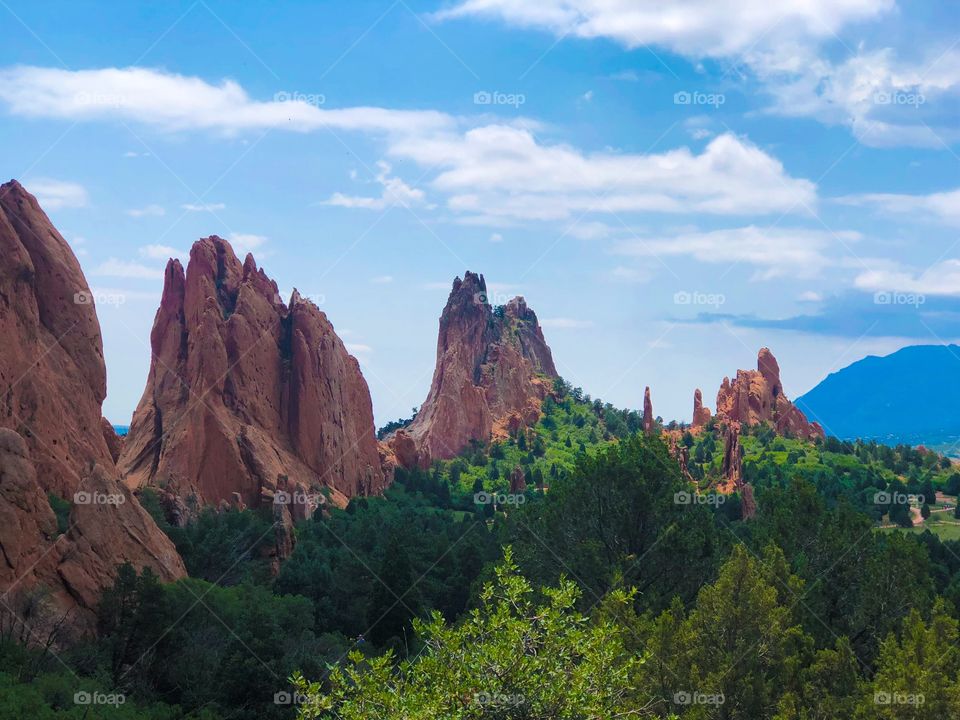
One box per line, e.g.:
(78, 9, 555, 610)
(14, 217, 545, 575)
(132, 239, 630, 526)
(390, 129, 816, 223)
(564, 221, 618, 240)
(323, 161, 427, 210)
(3, 66, 818, 224)
(614, 226, 859, 278)
(0, 66, 454, 136)
(541, 317, 594, 329)
(370, 275, 394, 284)
(24, 178, 88, 209)
(489, 232, 504, 242)
(181, 202, 226, 212)
(798, 290, 823, 302)
(228, 233, 268, 257)
(346, 343, 373, 355)
(609, 265, 651, 283)
(126, 204, 165, 218)
(581, 90, 594, 102)
(762, 47, 960, 148)
(435, 0, 890, 57)
(139, 244, 181, 260)
(837, 188, 960, 226)
(93, 258, 163, 279)
(437, 1, 960, 148)
(854, 259, 960, 297)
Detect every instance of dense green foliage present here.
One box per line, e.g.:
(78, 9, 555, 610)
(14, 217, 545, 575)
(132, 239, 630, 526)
(5, 383, 960, 718)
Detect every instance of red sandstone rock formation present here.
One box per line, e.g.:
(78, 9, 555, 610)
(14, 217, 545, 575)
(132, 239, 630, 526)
(692, 388, 712, 428)
(389, 272, 558, 467)
(0, 180, 185, 629)
(643, 386, 654, 434)
(119, 236, 386, 520)
(715, 348, 823, 440)
(721, 425, 744, 489)
(509, 465, 526, 494)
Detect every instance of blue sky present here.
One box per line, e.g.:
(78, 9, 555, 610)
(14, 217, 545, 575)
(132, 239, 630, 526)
(2, 0, 958, 427)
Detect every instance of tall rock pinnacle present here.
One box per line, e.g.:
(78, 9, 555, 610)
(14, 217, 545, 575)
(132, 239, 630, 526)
(643, 386, 654, 434)
(692, 388, 712, 428)
(119, 236, 386, 518)
(389, 272, 558, 467)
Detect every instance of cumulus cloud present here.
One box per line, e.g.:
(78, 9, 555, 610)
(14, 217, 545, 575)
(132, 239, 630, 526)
(434, 0, 889, 57)
(837, 187, 960, 226)
(437, 1, 959, 147)
(139, 244, 181, 260)
(0, 66, 454, 135)
(93, 258, 164, 279)
(22, 178, 88, 209)
(227, 233, 268, 257)
(390, 129, 816, 223)
(614, 226, 856, 278)
(1, 66, 820, 224)
(854, 259, 960, 297)
(323, 161, 427, 210)
(761, 47, 960, 148)
(182, 202, 226, 212)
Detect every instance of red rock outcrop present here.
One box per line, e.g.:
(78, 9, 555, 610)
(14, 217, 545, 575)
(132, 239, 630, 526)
(0, 180, 185, 630)
(692, 388, 712, 428)
(119, 236, 386, 520)
(720, 425, 744, 490)
(715, 348, 823, 440)
(643, 386, 654, 434)
(509, 465, 526, 494)
(389, 272, 558, 467)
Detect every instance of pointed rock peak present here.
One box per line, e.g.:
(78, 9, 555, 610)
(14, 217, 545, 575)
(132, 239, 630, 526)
(643, 386, 654, 434)
(163, 257, 185, 287)
(452, 270, 486, 299)
(0, 178, 28, 198)
(693, 387, 712, 428)
(758, 347, 781, 387)
(242, 251, 258, 276)
(391, 272, 558, 467)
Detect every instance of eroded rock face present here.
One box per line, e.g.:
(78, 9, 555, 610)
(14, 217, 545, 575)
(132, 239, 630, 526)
(0, 180, 185, 630)
(715, 348, 823, 440)
(390, 272, 558, 467)
(119, 236, 386, 519)
(0, 181, 114, 496)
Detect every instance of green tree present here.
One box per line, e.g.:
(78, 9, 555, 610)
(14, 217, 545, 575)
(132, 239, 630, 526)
(859, 600, 960, 718)
(293, 549, 649, 719)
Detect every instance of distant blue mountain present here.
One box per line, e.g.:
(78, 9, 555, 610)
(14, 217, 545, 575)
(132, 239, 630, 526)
(796, 344, 960, 454)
